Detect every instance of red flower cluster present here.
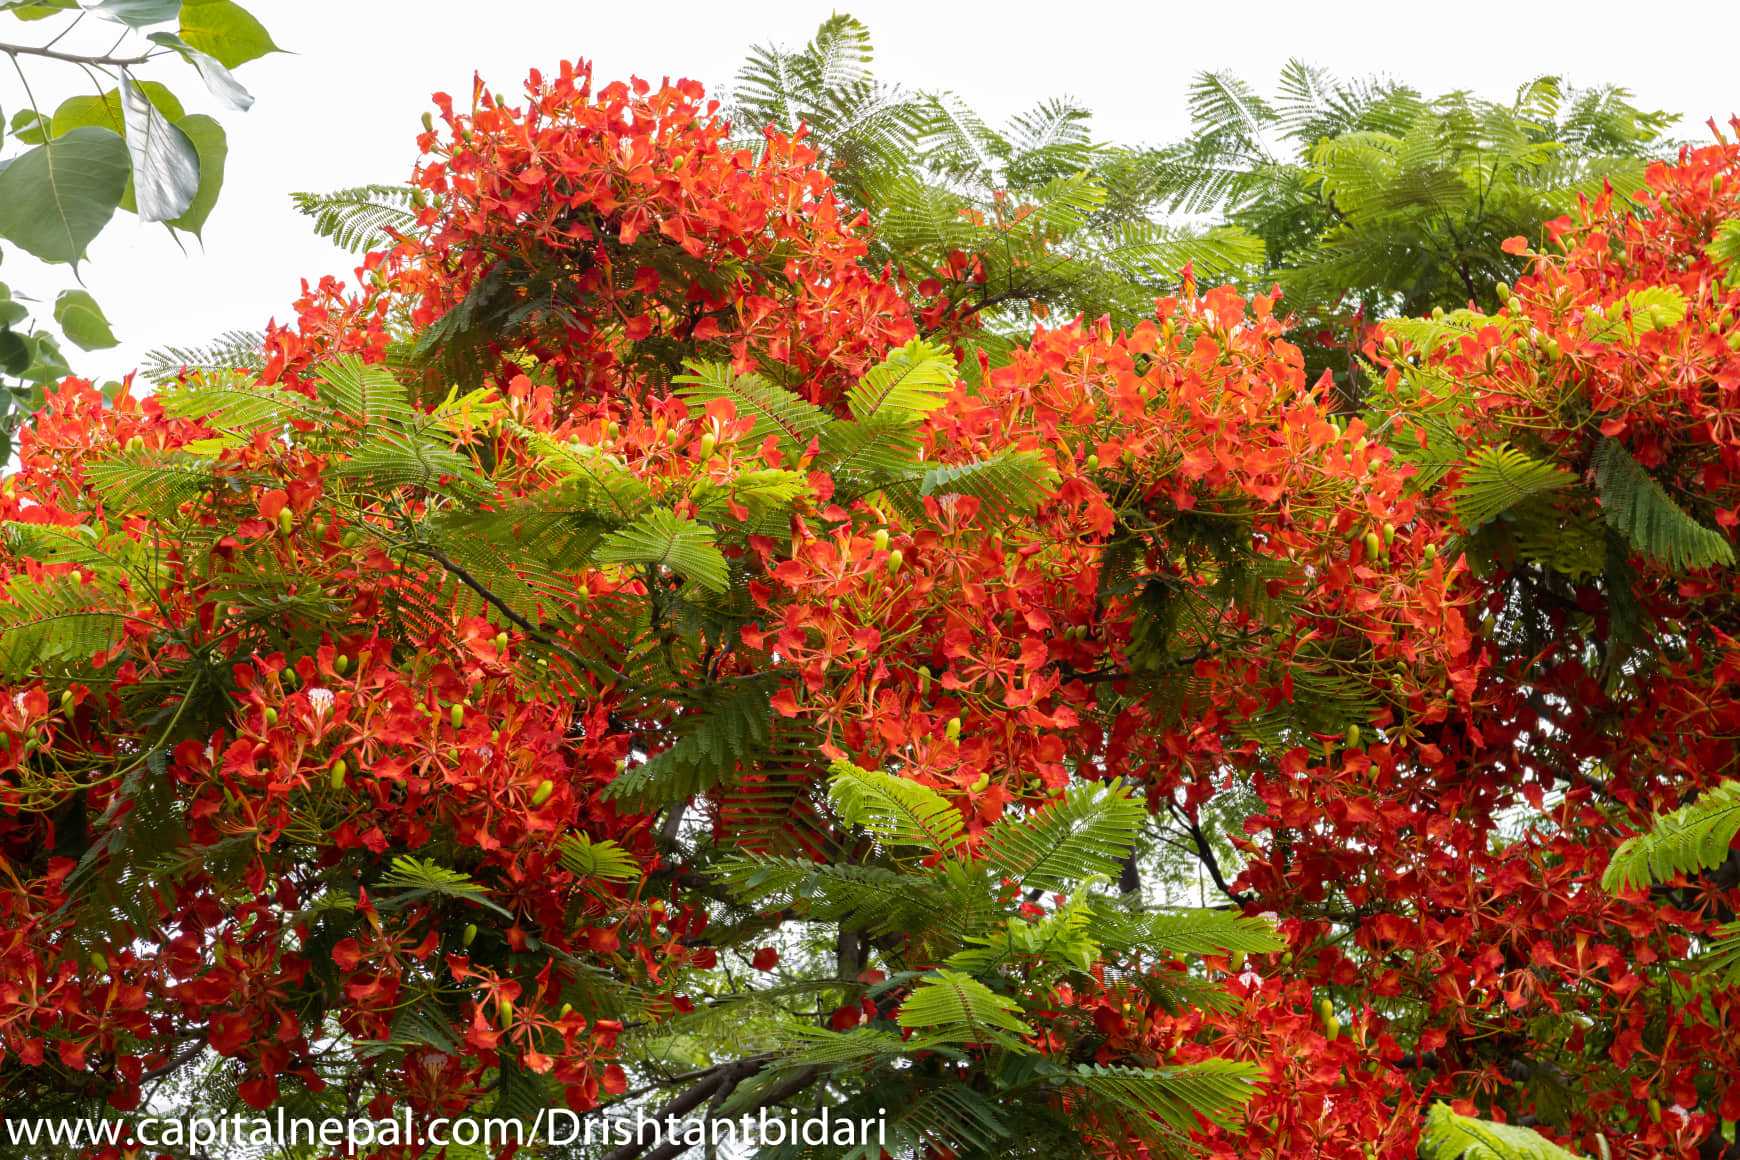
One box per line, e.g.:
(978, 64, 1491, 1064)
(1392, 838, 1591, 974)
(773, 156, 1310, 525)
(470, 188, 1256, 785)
(3, 57, 1740, 1159)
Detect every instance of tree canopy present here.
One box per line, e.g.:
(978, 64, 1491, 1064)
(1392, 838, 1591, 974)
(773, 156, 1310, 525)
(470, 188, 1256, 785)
(2, 15, 1739, 1160)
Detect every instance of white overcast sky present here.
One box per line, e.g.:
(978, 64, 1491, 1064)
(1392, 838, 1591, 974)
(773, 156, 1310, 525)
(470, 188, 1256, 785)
(5, 0, 1740, 382)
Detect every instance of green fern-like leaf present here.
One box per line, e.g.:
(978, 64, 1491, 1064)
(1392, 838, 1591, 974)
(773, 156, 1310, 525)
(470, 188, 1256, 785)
(918, 450, 1058, 520)
(1067, 1059, 1262, 1132)
(846, 338, 958, 423)
(1592, 438, 1734, 572)
(2, 522, 141, 577)
(1453, 445, 1576, 531)
(602, 680, 775, 808)
(1707, 220, 1740, 268)
(982, 780, 1145, 892)
(897, 968, 1034, 1044)
(374, 856, 510, 917)
(1702, 920, 1740, 985)
(829, 759, 964, 852)
(315, 356, 414, 426)
(711, 854, 937, 937)
(332, 431, 485, 497)
(673, 362, 831, 450)
(1581, 287, 1685, 345)
(291, 184, 420, 254)
(1140, 909, 1287, 956)
(1420, 1102, 1586, 1159)
(1602, 780, 1740, 891)
(556, 833, 641, 882)
(139, 328, 265, 385)
(593, 510, 729, 594)
(0, 574, 129, 678)
(155, 372, 328, 432)
(85, 451, 214, 518)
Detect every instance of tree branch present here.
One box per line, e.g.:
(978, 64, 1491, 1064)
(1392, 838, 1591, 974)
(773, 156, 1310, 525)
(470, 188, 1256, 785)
(0, 42, 154, 68)
(1168, 801, 1250, 906)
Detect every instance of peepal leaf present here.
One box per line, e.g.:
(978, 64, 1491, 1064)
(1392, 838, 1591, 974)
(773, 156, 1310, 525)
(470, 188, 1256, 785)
(178, 0, 280, 69)
(54, 291, 118, 351)
(0, 127, 130, 264)
(92, 0, 182, 26)
(147, 31, 255, 111)
(120, 74, 200, 223)
(168, 115, 228, 235)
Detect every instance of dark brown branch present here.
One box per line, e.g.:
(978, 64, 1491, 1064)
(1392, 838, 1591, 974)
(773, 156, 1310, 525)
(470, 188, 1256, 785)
(1168, 801, 1250, 906)
(415, 543, 541, 636)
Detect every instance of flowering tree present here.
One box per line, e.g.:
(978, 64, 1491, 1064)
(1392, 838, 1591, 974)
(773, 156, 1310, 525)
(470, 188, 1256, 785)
(2, 47, 1740, 1160)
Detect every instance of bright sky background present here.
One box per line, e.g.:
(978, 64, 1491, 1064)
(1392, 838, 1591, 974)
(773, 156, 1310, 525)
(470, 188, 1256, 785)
(5, 0, 1740, 382)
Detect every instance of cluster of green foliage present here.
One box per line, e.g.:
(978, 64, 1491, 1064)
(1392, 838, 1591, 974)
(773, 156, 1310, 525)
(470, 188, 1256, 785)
(0, 0, 276, 453)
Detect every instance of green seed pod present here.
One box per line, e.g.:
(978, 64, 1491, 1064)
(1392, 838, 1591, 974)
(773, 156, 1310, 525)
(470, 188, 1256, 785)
(461, 923, 478, 947)
(450, 703, 465, 730)
(531, 779, 554, 807)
